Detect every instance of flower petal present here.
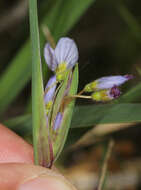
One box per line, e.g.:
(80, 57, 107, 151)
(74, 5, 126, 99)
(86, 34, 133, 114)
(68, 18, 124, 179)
(44, 75, 57, 104)
(96, 75, 132, 89)
(44, 43, 57, 71)
(53, 112, 63, 131)
(55, 37, 78, 69)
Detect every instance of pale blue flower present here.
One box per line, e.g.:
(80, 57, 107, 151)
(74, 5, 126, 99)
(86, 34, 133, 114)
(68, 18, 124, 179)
(44, 37, 79, 81)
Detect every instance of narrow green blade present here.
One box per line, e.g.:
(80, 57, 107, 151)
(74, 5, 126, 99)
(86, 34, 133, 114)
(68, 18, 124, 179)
(29, 0, 51, 167)
(72, 103, 141, 128)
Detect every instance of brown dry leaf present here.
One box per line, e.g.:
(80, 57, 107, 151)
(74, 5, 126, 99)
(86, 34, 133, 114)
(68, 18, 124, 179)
(71, 122, 136, 150)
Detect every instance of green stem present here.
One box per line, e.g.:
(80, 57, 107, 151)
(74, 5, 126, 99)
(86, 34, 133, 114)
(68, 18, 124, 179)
(68, 94, 91, 99)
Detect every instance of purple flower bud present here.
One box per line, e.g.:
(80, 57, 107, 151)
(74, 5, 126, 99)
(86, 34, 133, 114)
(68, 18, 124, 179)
(44, 75, 57, 105)
(44, 37, 79, 71)
(53, 112, 63, 131)
(96, 75, 133, 90)
(109, 86, 121, 98)
(92, 86, 121, 102)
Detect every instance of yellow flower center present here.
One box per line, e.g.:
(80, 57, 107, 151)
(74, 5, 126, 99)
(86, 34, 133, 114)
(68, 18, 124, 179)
(45, 101, 53, 115)
(56, 62, 67, 73)
(56, 62, 67, 82)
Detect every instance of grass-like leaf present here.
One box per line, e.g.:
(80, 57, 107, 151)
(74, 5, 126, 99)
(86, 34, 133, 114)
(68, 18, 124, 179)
(72, 103, 141, 128)
(29, 0, 51, 166)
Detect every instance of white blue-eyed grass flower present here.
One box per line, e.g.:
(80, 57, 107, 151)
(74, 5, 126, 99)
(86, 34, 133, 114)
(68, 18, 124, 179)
(84, 75, 133, 93)
(44, 75, 57, 115)
(44, 37, 79, 82)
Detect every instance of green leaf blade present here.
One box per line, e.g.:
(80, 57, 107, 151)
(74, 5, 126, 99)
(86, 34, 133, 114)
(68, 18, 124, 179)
(29, 0, 51, 167)
(72, 103, 141, 128)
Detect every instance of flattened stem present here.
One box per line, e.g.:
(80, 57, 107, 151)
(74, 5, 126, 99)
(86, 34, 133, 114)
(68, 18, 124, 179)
(29, 0, 50, 166)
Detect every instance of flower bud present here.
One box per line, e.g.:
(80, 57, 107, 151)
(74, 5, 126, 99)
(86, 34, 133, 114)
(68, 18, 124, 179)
(91, 86, 121, 102)
(84, 75, 133, 92)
